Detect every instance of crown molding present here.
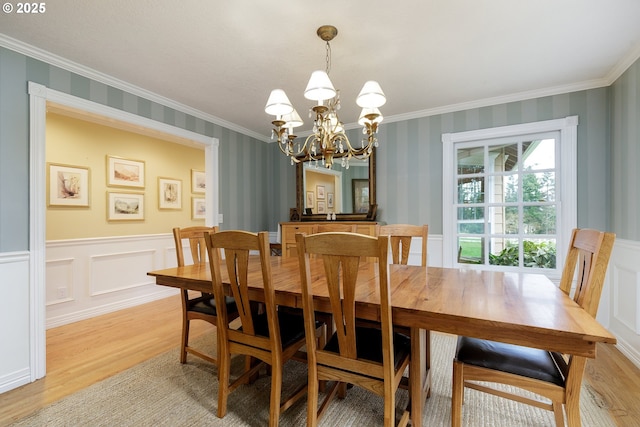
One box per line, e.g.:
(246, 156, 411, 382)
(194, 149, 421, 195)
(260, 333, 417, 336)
(3, 33, 639, 143)
(0, 33, 268, 142)
(381, 78, 608, 126)
(605, 41, 640, 85)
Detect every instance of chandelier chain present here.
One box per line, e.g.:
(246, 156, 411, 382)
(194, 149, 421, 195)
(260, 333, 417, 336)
(325, 41, 331, 75)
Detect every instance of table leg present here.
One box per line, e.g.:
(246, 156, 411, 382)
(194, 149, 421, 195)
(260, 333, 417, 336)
(410, 328, 431, 427)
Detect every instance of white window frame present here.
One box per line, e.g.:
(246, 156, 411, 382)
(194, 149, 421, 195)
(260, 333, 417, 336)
(442, 116, 578, 281)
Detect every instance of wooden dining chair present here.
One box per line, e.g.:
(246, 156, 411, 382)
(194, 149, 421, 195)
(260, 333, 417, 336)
(379, 224, 431, 398)
(172, 226, 238, 365)
(451, 228, 616, 427)
(204, 230, 325, 427)
(296, 232, 412, 427)
(379, 223, 428, 266)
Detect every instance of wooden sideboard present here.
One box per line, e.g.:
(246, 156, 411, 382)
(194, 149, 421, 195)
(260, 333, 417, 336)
(280, 221, 380, 258)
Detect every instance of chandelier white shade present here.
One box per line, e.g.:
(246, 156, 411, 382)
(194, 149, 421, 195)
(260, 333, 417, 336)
(304, 70, 337, 103)
(264, 89, 293, 116)
(357, 81, 387, 108)
(265, 25, 385, 169)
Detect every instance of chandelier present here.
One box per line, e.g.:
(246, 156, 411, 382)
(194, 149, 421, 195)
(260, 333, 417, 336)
(265, 25, 385, 169)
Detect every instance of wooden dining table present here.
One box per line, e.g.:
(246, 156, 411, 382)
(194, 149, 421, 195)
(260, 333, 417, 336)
(148, 256, 616, 427)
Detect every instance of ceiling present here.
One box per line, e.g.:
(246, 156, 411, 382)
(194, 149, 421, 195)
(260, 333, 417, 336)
(2, 0, 640, 142)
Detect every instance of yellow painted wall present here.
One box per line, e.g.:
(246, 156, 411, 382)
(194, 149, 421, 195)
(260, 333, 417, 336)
(46, 113, 205, 240)
(305, 170, 337, 214)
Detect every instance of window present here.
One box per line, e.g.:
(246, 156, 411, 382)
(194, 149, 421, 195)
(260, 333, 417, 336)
(442, 117, 578, 279)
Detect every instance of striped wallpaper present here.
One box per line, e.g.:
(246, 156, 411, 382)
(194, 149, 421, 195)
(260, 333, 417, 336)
(611, 58, 640, 241)
(323, 87, 612, 236)
(1, 46, 639, 253)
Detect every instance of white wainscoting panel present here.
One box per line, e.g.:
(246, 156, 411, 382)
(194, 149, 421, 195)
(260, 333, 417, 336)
(45, 258, 75, 305)
(0, 251, 31, 393)
(608, 238, 640, 368)
(46, 234, 179, 328)
(90, 249, 156, 296)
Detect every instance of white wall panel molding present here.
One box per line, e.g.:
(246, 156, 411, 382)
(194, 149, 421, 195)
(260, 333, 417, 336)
(608, 238, 640, 369)
(0, 251, 29, 263)
(0, 252, 31, 392)
(45, 257, 75, 305)
(0, 367, 30, 395)
(45, 289, 177, 330)
(89, 249, 156, 296)
(45, 234, 179, 329)
(611, 239, 640, 333)
(47, 233, 172, 247)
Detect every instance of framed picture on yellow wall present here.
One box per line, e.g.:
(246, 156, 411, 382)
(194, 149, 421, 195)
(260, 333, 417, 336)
(107, 192, 144, 221)
(107, 155, 145, 188)
(191, 169, 205, 194)
(158, 177, 182, 210)
(192, 197, 206, 220)
(47, 163, 90, 207)
(306, 191, 314, 209)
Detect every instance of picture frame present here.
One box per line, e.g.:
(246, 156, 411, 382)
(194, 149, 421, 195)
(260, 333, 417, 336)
(327, 192, 334, 209)
(352, 179, 370, 213)
(306, 191, 314, 209)
(316, 185, 325, 200)
(158, 177, 182, 210)
(191, 169, 206, 194)
(317, 200, 326, 214)
(107, 191, 144, 221)
(107, 155, 145, 188)
(47, 163, 90, 207)
(192, 197, 206, 220)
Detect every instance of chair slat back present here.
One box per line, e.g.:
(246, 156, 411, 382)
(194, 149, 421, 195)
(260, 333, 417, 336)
(205, 231, 280, 350)
(379, 224, 428, 266)
(296, 232, 391, 364)
(173, 226, 218, 266)
(558, 228, 615, 317)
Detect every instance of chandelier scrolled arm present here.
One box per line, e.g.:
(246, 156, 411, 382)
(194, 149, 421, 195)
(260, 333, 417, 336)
(265, 25, 386, 169)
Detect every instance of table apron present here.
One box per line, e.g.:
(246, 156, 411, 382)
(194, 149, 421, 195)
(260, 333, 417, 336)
(393, 310, 598, 358)
(152, 276, 598, 358)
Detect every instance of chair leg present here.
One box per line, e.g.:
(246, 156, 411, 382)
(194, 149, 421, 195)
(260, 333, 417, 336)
(451, 360, 464, 427)
(383, 384, 396, 427)
(552, 402, 565, 427)
(425, 330, 432, 398)
(307, 365, 319, 427)
(269, 364, 282, 427)
(180, 317, 190, 364)
(564, 399, 582, 427)
(217, 347, 231, 419)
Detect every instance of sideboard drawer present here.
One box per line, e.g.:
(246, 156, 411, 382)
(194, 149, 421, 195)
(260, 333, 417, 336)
(282, 224, 315, 242)
(280, 221, 379, 258)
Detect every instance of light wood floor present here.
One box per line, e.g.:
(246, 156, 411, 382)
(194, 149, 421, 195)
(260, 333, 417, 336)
(1, 295, 639, 426)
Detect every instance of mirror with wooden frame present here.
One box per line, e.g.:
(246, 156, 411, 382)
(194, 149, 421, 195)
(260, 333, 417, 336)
(294, 149, 377, 221)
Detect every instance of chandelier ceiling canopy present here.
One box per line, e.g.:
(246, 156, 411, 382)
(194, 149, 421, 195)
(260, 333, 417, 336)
(265, 25, 386, 169)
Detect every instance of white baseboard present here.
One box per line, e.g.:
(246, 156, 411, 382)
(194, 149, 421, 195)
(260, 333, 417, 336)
(46, 287, 178, 329)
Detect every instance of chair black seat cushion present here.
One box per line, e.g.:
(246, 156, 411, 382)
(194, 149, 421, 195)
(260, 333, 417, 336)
(188, 294, 237, 316)
(324, 326, 411, 370)
(252, 308, 322, 349)
(455, 336, 566, 386)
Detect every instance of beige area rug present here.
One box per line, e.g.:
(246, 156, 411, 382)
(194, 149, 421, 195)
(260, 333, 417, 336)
(11, 332, 613, 427)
